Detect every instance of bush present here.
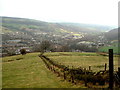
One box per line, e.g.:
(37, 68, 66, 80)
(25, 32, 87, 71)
(20, 49, 26, 55)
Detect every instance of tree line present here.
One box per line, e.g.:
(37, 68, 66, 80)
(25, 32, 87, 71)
(32, 40, 98, 55)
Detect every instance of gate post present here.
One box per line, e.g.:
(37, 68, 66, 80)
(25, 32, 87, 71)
(118, 52, 120, 77)
(109, 49, 114, 89)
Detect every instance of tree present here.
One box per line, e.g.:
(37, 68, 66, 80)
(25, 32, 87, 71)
(61, 45, 70, 52)
(40, 40, 51, 55)
(20, 49, 26, 55)
(32, 44, 41, 52)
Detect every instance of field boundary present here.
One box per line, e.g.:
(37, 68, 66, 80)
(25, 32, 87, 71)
(39, 54, 114, 88)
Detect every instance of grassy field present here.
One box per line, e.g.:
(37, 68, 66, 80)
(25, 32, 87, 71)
(98, 46, 119, 54)
(2, 53, 85, 88)
(45, 52, 118, 71)
(2, 52, 119, 88)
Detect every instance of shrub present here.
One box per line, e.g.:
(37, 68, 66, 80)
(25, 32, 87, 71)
(20, 49, 26, 55)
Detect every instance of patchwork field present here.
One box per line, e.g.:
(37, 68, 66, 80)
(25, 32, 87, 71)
(2, 52, 119, 88)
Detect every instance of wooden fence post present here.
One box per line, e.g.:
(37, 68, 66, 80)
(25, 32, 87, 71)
(109, 49, 114, 89)
(105, 63, 107, 71)
(84, 68, 87, 86)
(71, 66, 74, 83)
(63, 70, 66, 80)
(89, 66, 91, 71)
(118, 67, 120, 77)
(118, 56, 120, 77)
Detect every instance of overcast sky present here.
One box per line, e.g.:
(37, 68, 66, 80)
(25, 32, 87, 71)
(0, 0, 119, 26)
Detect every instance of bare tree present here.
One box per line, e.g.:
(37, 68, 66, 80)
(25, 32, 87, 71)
(40, 40, 51, 55)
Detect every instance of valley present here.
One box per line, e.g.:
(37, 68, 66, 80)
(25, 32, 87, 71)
(1, 16, 118, 57)
(1, 16, 119, 88)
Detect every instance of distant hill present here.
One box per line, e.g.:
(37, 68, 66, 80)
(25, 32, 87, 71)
(104, 28, 118, 41)
(2, 16, 55, 33)
(1, 16, 119, 55)
(1, 16, 118, 44)
(1, 16, 115, 35)
(59, 23, 115, 32)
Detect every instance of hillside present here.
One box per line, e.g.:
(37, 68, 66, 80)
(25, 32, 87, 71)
(59, 23, 115, 32)
(2, 52, 85, 88)
(2, 17, 114, 35)
(1, 16, 116, 42)
(1, 17, 94, 42)
(2, 52, 119, 88)
(1, 16, 118, 56)
(104, 28, 118, 41)
(2, 17, 56, 33)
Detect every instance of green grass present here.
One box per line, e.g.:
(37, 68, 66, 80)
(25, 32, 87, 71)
(2, 52, 119, 88)
(45, 52, 118, 72)
(44, 52, 99, 56)
(98, 46, 119, 54)
(2, 53, 85, 88)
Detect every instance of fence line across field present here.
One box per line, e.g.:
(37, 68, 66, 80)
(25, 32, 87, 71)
(39, 49, 120, 88)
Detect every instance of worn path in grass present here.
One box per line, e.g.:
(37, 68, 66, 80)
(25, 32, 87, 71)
(2, 53, 85, 88)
